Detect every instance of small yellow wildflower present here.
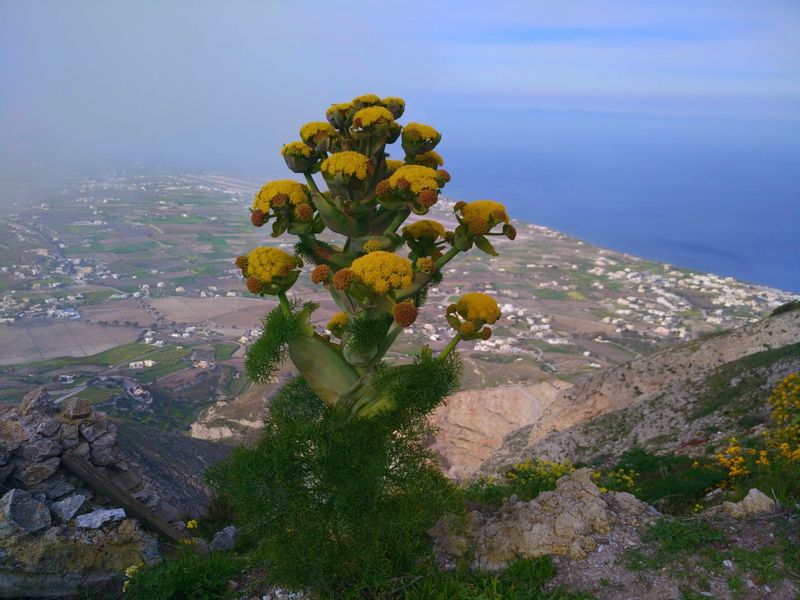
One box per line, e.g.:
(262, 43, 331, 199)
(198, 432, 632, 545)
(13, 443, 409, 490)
(352, 106, 394, 128)
(402, 219, 446, 241)
(350, 251, 413, 294)
(246, 247, 300, 284)
(321, 151, 371, 181)
(458, 200, 510, 235)
(253, 180, 309, 211)
(281, 141, 313, 158)
(327, 312, 349, 331)
(186, 519, 199, 530)
(456, 292, 501, 324)
(300, 121, 336, 145)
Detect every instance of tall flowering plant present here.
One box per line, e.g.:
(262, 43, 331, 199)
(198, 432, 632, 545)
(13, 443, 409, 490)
(238, 94, 515, 419)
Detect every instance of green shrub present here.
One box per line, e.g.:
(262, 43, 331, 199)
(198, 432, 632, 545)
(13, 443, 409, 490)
(612, 448, 727, 514)
(122, 550, 241, 600)
(208, 372, 463, 598)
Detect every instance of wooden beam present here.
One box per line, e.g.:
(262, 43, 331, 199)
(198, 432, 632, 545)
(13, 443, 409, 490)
(61, 452, 190, 546)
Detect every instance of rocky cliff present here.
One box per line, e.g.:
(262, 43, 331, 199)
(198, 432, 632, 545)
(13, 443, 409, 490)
(0, 389, 230, 598)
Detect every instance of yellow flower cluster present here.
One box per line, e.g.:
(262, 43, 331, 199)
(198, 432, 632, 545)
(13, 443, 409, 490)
(352, 93, 381, 105)
(350, 251, 413, 294)
(329, 102, 352, 113)
(412, 151, 444, 167)
(456, 292, 501, 324)
(767, 372, 800, 461)
(253, 180, 310, 211)
(715, 437, 751, 479)
(388, 165, 441, 194)
(300, 121, 336, 145)
(459, 200, 510, 235)
(592, 468, 638, 493)
(352, 106, 394, 128)
(362, 239, 382, 253)
(402, 219, 446, 241)
(281, 141, 313, 157)
(507, 458, 574, 485)
(246, 247, 299, 284)
(321, 151, 371, 181)
(403, 122, 440, 142)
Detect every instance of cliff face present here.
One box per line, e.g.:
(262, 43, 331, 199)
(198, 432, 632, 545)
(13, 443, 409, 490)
(479, 309, 800, 473)
(429, 380, 571, 478)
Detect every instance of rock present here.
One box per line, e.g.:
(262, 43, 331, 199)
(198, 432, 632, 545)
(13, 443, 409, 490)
(80, 416, 111, 443)
(111, 466, 143, 491)
(89, 431, 119, 466)
(0, 463, 13, 485)
(60, 397, 92, 420)
(0, 489, 51, 537)
(35, 417, 61, 438)
(75, 508, 126, 529)
(0, 517, 160, 597)
(0, 418, 27, 453)
(715, 488, 777, 518)
(16, 456, 60, 487)
(20, 388, 57, 416)
(431, 469, 658, 570)
(29, 476, 75, 500)
(50, 495, 88, 523)
(210, 526, 237, 552)
(18, 438, 62, 463)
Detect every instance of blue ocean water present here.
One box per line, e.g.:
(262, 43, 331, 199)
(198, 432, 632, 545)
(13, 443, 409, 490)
(432, 109, 800, 292)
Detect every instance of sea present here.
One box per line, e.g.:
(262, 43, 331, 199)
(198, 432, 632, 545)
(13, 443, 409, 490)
(433, 108, 800, 293)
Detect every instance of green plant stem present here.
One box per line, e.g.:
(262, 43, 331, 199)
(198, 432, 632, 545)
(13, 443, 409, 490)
(373, 324, 404, 365)
(304, 173, 322, 194)
(439, 333, 462, 361)
(434, 246, 461, 271)
(278, 292, 292, 317)
(383, 208, 411, 236)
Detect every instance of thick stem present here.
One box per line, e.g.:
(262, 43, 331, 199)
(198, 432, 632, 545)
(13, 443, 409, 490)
(439, 333, 462, 361)
(372, 323, 403, 365)
(434, 246, 461, 272)
(277, 292, 292, 317)
(383, 208, 411, 236)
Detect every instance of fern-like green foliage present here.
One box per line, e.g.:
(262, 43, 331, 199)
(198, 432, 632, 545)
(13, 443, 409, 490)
(244, 301, 309, 382)
(343, 310, 392, 359)
(208, 375, 462, 598)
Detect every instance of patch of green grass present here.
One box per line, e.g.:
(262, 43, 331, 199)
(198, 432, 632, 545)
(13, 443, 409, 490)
(26, 343, 155, 370)
(212, 342, 238, 361)
(623, 517, 726, 571)
(401, 557, 592, 600)
(693, 343, 800, 418)
(123, 550, 241, 600)
(534, 289, 569, 301)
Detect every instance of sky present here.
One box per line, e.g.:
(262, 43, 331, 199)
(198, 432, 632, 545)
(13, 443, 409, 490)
(1, 1, 799, 289)
(1, 1, 798, 173)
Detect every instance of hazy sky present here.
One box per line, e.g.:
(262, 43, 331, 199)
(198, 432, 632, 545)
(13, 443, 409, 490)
(2, 1, 799, 173)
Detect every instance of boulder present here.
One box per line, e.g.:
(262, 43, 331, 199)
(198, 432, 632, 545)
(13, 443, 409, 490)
(0, 489, 51, 538)
(20, 388, 57, 417)
(89, 432, 119, 466)
(50, 495, 89, 523)
(431, 469, 658, 570)
(0, 417, 27, 453)
(16, 457, 60, 487)
(210, 526, 237, 552)
(18, 438, 61, 463)
(60, 397, 92, 420)
(707, 488, 777, 519)
(75, 508, 126, 529)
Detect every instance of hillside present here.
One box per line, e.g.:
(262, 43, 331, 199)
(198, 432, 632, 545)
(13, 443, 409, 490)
(477, 307, 800, 474)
